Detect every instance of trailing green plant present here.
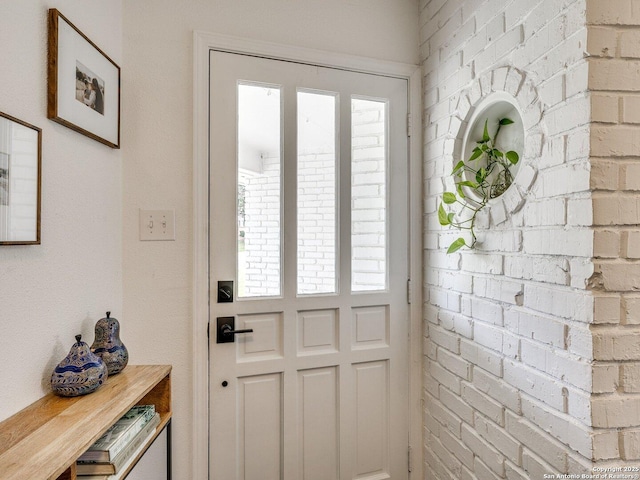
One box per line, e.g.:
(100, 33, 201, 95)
(439, 117, 520, 254)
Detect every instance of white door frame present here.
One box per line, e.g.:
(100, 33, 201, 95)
(192, 30, 423, 480)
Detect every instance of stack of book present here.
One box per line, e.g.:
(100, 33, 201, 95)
(77, 404, 160, 479)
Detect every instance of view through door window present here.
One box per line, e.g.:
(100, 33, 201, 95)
(297, 90, 337, 295)
(351, 98, 387, 292)
(237, 83, 282, 298)
(237, 87, 389, 297)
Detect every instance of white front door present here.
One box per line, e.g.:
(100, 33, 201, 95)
(209, 50, 409, 480)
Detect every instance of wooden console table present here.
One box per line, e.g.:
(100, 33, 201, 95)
(0, 364, 172, 480)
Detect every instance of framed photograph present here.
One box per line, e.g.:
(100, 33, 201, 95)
(47, 9, 120, 148)
(0, 112, 42, 245)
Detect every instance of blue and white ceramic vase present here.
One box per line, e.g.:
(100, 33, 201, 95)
(51, 334, 108, 397)
(91, 311, 128, 376)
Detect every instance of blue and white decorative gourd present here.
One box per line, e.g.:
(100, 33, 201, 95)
(91, 311, 128, 376)
(51, 334, 108, 397)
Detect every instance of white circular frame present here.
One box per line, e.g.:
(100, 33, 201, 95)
(448, 67, 545, 225)
(460, 92, 525, 202)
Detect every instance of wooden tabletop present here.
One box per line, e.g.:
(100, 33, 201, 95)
(0, 365, 171, 480)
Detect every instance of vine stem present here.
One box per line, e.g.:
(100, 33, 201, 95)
(440, 117, 518, 253)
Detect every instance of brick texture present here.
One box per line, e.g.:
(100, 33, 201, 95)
(587, 0, 640, 467)
(423, 0, 640, 475)
(419, 0, 614, 477)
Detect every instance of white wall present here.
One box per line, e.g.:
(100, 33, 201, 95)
(0, 0, 122, 421)
(121, 1, 419, 478)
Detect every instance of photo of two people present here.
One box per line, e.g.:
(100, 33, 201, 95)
(75, 61, 105, 115)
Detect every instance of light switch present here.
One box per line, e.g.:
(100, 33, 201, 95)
(139, 209, 175, 241)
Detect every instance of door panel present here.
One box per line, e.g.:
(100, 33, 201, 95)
(237, 313, 283, 362)
(238, 374, 282, 480)
(298, 367, 339, 480)
(354, 361, 389, 479)
(352, 306, 389, 349)
(210, 50, 408, 480)
(297, 309, 338, 355)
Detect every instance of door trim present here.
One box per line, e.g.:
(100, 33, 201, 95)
(193, 30, 422, 480)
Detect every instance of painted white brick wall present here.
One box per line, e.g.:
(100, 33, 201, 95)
(351, 100, 387, 291)
(420, 0, 603, 477)
(424, 0, 640, 476)
(588, 0, 640, 464)
(297, 148, 337, 294)
(243, 155, 281, 296)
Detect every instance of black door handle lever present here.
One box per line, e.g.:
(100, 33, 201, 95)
(221, 324, 254, 335)
(216, 316, 253, 343)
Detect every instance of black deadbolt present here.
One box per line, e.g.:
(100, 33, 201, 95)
(217, 281, 234, 303)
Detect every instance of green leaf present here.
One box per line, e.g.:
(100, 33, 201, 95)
(476, 167, 486, 184)
(469, 147, 483, 161)
(443, 192, 457, 204)
(447, 212, 455, 224)
(458, 180, 478, 189)
(506, 151, 520, 164)
(493, 149, 504, 158)
(452, 160, 465, 174)
(482, 119, 490, 142)
(456, 183, 466, 198)
(438, 203, 450, 226)
(447, 237, 467, 254)
(499, 118, 514, 125)
(486, 149, 497, 159)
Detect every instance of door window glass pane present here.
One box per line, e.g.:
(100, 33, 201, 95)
(351, 98, 387, 292)
(297, 91, 338, 295)
(237, 83, 282, 297)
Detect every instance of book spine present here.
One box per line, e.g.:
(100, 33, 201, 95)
(76, 462, 114, 475)
(107, 408, 156, 459)
(111, 414, 161, 473)
(76, 414, 160, 475)
(90, 406, 154, 451)
(80, 406, 156, 462)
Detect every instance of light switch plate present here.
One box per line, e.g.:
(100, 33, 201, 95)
(139, 209, 175, 241)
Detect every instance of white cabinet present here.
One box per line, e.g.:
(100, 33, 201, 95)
(126, 427, 169, 480)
